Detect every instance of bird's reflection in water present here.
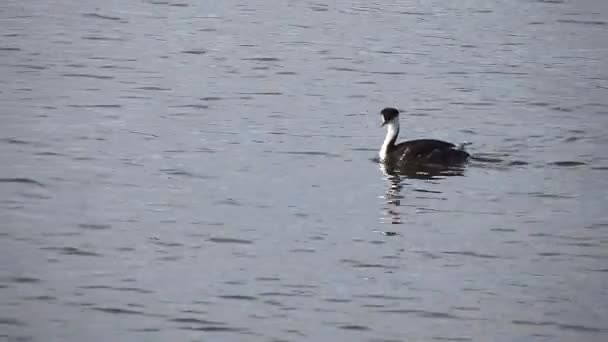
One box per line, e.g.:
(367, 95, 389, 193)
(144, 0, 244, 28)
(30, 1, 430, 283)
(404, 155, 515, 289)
(378, 161, 465, 227)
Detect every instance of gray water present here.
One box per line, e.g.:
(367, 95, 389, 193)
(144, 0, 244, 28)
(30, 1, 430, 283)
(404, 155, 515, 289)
(1, 0, 608, 341)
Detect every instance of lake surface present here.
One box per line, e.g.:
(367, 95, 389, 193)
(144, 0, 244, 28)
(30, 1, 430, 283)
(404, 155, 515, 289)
(1, 0, 607, 341)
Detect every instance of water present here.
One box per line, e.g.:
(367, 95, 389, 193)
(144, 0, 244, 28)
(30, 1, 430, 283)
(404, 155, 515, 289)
(1, 0, 607, 341)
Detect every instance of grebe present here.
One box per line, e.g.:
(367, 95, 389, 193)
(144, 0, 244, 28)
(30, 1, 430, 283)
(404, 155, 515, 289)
(379, 107, 469, 165)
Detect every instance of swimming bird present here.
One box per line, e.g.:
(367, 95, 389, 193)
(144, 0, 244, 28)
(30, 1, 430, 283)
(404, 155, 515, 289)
(378, 107, 470, 165)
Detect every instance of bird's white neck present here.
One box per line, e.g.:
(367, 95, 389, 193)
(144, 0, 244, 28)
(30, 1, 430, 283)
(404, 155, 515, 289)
(379, 120, 399, 160)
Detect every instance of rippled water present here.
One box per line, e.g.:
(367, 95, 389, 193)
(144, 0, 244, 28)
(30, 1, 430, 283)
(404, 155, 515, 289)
(1, 0, 608, 341)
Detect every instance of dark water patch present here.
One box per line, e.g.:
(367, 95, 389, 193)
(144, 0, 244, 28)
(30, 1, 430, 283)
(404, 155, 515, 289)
(82, 36, 125, 41)
(14, 64, 46, 70)
(325, 298, 351, 303)
(23, 295, 56, 301)
(131, 328, 161, 332)
(328, 67, 362, 72)
(43, 246, 100, 256)
(339, 324, 369, 331)
(310, 4, 329, 12)
(491, 228, 516, 232)
(512, 320, 603, 332)
(80, 285, 154, 294)
(528, 192, 573, 199)
(68, 104, 122, 108)
(282, 284, 316, 289)
(128, 130, 159, 138)
(65, 63, 87, 68)
(82, 13, 123, 21)
(350, 147, 376, 152)
(182, 50, 206, 55)
(259, 291, 312, 298)
(169, 317, 225, 325)
(566, 242, 599, 247)
(380, 309, 463, 320)
(0, 318, 25, 326)
(9, 276, 41, 283)
(353, 263, 396, 269)
(200, 96, 222, 101)
(452, 306, 480, 312)
(552, 106, 573, 112)
(243, 57, 281, 62)
(215, 198, 242, 206)
(208, 237, 252, 245)
(442, 251, 500, 259)
(91, 307, 145, 315)
(179, 326, 245, 332)
(508, 160, 528, 166)
(413, 188, 442, 194)
(78, 223, 111, 230)
(548, 161, 586, 167)
(161, 168, 212, 179)
(170, 3, 189, 7)
(400, 11, 432, 16)
(276, 71, 297, 75)
(585, 222, 608, 229)
(538, 252, 561, 256)
(256, 276, 280, 282)
(529, 102, 550, 107)
(136, 86, 171, 91)
(1, 138, 31, 145)
(0, 178, 45, 187)
(341, 259, 397, 269)
(470, 156, 503, 163)
(169, 104, 209, 109)
(432, 338, 473, 341)
(218, 295, 258, 301)
(224, 280, 245, 285)
(62, 73, 114, 80)
(35, 151, 65, 156)
(151, 239, 183, 247)
(369, 71, 407, 75)
(291, 248, 315, 253)
(100, 64, 136, 70)
(557, 19, 606, 26)
(356, 294, 416, 301)
(0, 47, 21, 51)
(238, 92, 283, 96)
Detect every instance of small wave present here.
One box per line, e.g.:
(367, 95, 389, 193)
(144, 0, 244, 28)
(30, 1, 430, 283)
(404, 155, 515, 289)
(208, 237, 252, 244)
(43, 246, 100, 256)
(0, 178, 45, 187)
(182, 50, 206, 55)
(338, 324, 370, 331)
(557, 19, 606, 26)
(78, 223, 111, 230)
(548, 161, 587, 167)
(62, 73, 114, 79)
(218, 295, 258, 301)
(442, 251, 501, 259)
(0, 318, 25, 326)
(82, 13, 123, 21)
(380, 309, 464, 320)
